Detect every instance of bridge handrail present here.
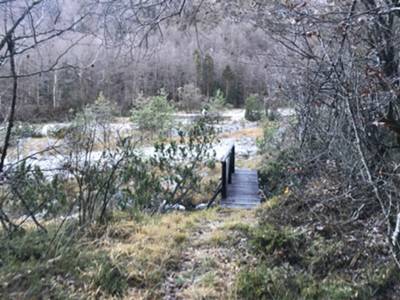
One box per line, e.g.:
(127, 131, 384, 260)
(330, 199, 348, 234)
(207, 144, 235, 208)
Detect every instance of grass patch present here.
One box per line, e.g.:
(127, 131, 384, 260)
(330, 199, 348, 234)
(0, 209, 224, 298)
(91, 255, 128, 296)
(0, 224, 128, 299)
(219, 127, 263, 139)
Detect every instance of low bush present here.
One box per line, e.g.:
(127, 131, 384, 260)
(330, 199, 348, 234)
(256, 119, 279, 153)
(258, 148, 300, 197)
(131, 90, 175, 137)
(13, 122, 43, 138)
(177, 83, 204, 111)
(250, 224, 304, 264)
(236, 265, 305, 300)
(245, 94, 264, 121)
(235, 189, 400, 300)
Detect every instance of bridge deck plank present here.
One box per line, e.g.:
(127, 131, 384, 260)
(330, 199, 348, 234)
(220, 168, 260, 209)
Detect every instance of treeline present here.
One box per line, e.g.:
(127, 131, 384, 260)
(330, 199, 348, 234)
(0, 15, 283, 122)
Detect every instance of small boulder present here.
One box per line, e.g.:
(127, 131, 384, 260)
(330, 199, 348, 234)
(172, 204, 186, 211)
(195, 203, 208, 210)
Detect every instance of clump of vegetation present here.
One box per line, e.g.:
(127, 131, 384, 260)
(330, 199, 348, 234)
(256, 118, 279, 153)
(131, 90, 175, 137)
(0, 210, 223, 298)
(250, 224, 304, 264)
(245, 94, 264, 121)
(236, 265, 309, 300)
(177, 83, 204, 112)
(0, 225, 113, 299)
(234, 166, 400, 300)
(258, 148, 300, 197)
(151, 115, 218, 209)
(208, 89, 227, 112)
(1, 102, 218, 233)
(8, 162, 67, 220)
(235, 212, 400, 300)
(13, 122, 43, 139)
(47, 125, 71, 139)
(92, 255, 128, 296)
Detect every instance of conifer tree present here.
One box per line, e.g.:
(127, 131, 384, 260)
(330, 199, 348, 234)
(222, 65, 235, 104)
(203, 53, 214, 98)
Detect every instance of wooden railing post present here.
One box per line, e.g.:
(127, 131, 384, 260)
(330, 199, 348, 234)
(222, 161, 227, 198)
(232, 146, 235, 174)
(228, 155, 232, 184)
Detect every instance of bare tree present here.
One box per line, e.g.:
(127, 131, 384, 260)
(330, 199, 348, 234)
(248, 0, 400, 266)
(0, 0, 90, 171)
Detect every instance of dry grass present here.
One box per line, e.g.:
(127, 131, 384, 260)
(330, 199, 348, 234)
(235, 155, 263, 170)
(219, 127, 263, 139)
(1, 205, 263, 299)
(92, 210, 221, 298)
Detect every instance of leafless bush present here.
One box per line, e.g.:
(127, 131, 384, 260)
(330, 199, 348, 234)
(258, 0, 400, 266)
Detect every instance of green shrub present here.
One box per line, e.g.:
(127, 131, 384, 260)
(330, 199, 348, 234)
(258, 148, 299, 197)
(150, 115, 217, 208)
(8, 162, 68, 218)
(245, 94, 264, 121)
(235, 265, 300, 300)
(177, 83, 203, 111)
(13, 122, 43, 138)
(300, 280, 356, 300)
(359, 265, 400, 299)
(250, 224, 304, 263)
(2, 229, 49, 261)
(306, 238, 347, 276)
(256, 119, 279, 154)
(236, 265, 357, 300)
(208, 89, 226, 112)
(0, 226, 93, 299)
(131, 90, 175, 136)
(90, 91, 115, 123)
(47, 125, 71, 139)
(201, 89, 228, 123)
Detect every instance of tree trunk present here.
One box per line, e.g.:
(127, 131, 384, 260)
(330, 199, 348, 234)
(0, 37, 18, 173)
(52, 70, 58, 109)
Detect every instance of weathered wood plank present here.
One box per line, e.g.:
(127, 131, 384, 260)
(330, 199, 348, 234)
(220, 168, 260, 209)
(220, 203, 258, 209)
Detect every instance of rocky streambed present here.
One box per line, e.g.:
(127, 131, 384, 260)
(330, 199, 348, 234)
(6, 110, 262, 172)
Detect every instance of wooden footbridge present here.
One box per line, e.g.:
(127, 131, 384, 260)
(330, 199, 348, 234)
(208, 144, 261, 209)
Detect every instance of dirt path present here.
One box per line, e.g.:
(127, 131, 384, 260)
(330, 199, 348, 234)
(162, 209, 257, 299)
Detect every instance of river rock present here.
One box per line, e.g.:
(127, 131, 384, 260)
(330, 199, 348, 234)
(195, 203, 208, 210)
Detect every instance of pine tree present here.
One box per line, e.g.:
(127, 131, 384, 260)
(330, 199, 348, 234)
(203, 53, 214, 98)
(222, 65, 235, 104)
(193, 49, 203, 91)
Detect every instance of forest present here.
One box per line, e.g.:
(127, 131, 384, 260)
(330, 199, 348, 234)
(1, 0, 400, 299)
